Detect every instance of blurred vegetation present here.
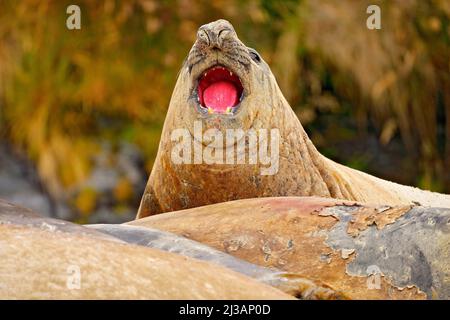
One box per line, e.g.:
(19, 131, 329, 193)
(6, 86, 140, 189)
(0, 0, 449, 217)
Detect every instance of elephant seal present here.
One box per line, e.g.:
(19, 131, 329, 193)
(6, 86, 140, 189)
(0, 200, 293, 299)
(87, 223, 346, 299)
(131, 196, 450, 299)
(137, 19, 450, 218)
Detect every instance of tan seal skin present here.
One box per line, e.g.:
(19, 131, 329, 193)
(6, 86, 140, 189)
(131, 197, 430, 300)
(0, 222, 293, 299)
(137, 19, 450, 218)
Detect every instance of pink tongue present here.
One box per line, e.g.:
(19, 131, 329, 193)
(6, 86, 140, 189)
(203, 81, 238, 112)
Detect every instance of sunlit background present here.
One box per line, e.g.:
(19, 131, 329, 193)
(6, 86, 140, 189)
(0, 0, 449, 223)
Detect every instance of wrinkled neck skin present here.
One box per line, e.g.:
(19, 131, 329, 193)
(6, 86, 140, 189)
(137, 22, 450, 218)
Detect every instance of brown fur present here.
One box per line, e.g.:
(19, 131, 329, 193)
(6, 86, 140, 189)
(137, 19, 450, 218)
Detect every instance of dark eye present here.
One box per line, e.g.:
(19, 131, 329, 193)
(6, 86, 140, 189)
(248, 48, 261, 63)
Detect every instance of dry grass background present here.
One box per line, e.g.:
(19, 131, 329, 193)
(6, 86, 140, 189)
(0, 0, 448, 218)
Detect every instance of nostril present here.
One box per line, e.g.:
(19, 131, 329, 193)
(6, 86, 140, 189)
(197, 29, 209, 46)
(217, 28, 231, 47)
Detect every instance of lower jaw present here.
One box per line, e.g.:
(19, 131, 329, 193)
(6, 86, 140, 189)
(196, 103, 241, 116)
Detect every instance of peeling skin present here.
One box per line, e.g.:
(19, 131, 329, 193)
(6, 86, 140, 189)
(341, 249, 355, 259)
(344, 204, 413, 237)
(129, 196, 450, 299)
(3, 197, 447, 299)
(0, 199, 338, 299)
(324, 205, 450, 299)
(87, 223, 347, 299)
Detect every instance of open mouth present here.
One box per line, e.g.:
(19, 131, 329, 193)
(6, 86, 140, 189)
(197, 66, 244, 115)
